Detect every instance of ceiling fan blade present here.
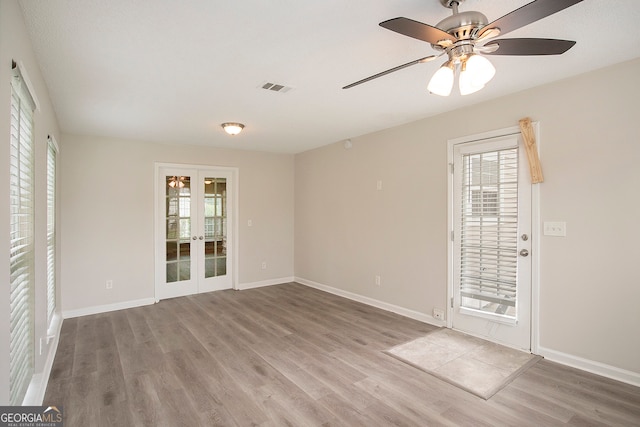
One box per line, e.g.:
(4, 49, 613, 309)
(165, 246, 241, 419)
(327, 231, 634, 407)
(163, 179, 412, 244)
(342, 55, 441, 89)
(380, 17, 456, 45)
(483, 38, 576, 55)
(478, 0, 584, 38)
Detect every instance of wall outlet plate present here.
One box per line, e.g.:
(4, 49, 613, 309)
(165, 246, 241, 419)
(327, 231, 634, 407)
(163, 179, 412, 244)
(544, 221, 566, 236)
(433, 308, 445, 321)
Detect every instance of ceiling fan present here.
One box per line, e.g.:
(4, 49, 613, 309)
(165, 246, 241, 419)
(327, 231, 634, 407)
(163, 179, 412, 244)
(343, 0, 584, 95)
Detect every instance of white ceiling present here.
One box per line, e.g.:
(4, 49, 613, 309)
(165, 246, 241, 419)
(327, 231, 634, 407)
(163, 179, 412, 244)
(18, 0, 640, 154)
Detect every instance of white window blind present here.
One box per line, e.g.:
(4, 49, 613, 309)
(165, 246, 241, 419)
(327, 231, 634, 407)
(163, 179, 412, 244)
(9, 63, 36, 406)
(459, 148, 519, 318)
(47, 137, 57, 324)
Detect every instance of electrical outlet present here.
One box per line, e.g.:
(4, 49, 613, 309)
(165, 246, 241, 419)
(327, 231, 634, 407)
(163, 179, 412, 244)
(261, 261, 267, 270)
(375, 275, 381, 286)
(543, 221, 567, 236)
(106, 280, 113, 289)
(433, 308, 445, 321)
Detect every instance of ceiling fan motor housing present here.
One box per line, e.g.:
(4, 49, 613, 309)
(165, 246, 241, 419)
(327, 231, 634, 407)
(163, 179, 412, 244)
(432, 9, 488, 52)
(438, 11, 488, 39)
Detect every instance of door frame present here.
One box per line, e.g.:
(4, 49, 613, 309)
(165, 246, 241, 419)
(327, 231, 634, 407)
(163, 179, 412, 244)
(154, 162, 239, 301)
(446, 124, 541, 353)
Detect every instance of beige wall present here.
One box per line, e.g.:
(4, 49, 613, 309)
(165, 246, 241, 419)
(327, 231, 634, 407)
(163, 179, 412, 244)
(0, 0, 62, 404)
(295, 58, 640, 375)
(60, 134, 295, 312)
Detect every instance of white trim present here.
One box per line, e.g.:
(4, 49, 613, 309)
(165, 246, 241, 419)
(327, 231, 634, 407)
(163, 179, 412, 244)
(446, 123, 541, 353)
(12, 60, 40, 111)
(62, 298, 156, 319)
(237, 277, 295, 290)
(448, 126, 523, 145)
(295, 277, 445, 327)
(447, 139, 455, 329)
(47, 134, 60, 152)
(22, 314, 62, 405)
(538, 346, 640, 388)
(232, 170, 239, 291)
(530, 131, 541, 354)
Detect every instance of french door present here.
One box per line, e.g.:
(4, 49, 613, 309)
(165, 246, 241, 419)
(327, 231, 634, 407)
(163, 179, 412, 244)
(450, 131, 533, 350)
(155, 165, 235, 300)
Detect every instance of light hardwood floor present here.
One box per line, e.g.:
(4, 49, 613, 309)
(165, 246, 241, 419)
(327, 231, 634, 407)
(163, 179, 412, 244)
(45, 282, 640, 426)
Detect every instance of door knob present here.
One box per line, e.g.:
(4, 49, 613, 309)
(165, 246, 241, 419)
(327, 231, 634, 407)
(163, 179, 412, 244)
(192, 236, 197, 240)
(519, 249, 529, 257)
(199, 236, 204, 240)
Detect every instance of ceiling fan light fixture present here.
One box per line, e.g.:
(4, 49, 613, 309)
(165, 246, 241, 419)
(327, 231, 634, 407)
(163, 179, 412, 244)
(347, 0, 581, 93)
(465, 54, 495, 87)
(459, 66, 484, 96)
(168, 176, 185, 188)
(221, 122, 245, 135)
(427, 61, 454, 96)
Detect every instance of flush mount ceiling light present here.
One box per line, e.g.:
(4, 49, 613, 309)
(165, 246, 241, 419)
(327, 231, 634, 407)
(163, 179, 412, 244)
(343, 0, 582, 95)
(221, 122, 245, 135)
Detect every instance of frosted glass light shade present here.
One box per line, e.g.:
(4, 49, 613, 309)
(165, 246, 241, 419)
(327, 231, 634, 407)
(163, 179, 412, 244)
(427, 63, 454, 96)
(221, 122, 245, 135)
(465, 54, 495, 86)
(459, 67, 484, 95)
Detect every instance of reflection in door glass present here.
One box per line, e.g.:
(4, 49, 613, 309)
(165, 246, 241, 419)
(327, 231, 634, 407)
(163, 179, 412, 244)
(166, 176, 191, 282)
(204, 178, 227, 278)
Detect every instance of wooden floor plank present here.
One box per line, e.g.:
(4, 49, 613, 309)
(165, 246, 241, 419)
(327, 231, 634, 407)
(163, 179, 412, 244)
(44, 282, 640, 426)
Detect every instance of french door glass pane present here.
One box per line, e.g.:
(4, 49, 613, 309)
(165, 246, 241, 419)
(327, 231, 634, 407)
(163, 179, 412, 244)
(459, 148, 519, 318)
(165, 176, 191, 283)
(204, 177, 227, 278)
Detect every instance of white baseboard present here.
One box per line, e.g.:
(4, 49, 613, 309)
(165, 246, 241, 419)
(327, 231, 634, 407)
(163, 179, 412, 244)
(23, 313, 63, 405)
(295, 277, 445, 327)
(237, 276, 295, 290)
(62, 297, 156, 319)
(537, 346, 640, 388)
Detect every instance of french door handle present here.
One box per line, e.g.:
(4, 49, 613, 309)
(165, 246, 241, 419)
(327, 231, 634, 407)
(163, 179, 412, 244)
(199, 236, 204, 240)
(192, 236, 197, 241)
(519, 249, 529, 257)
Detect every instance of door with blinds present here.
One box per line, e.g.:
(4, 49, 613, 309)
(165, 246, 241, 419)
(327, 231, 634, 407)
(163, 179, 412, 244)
(155, 165, 235, 300)
(451, 133, 532, 350)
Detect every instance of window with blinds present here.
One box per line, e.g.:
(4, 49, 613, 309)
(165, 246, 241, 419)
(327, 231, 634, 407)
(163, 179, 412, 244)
(47, 138, 57, 324)
(9, 64, 36, 406)
(459, 148, 519, 319)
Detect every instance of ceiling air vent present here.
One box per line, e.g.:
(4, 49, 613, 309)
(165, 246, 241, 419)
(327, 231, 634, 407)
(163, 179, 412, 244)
(260, 82, 293, 93)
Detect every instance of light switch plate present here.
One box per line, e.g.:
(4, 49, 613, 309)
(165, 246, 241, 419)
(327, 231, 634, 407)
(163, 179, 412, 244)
(544, 221, 566, 237)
